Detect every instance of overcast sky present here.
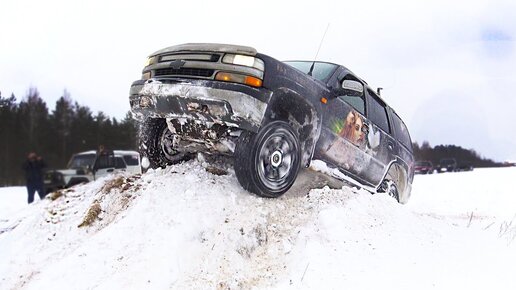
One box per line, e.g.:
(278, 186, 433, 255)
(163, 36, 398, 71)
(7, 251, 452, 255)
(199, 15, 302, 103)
(1, 0, 515, 161)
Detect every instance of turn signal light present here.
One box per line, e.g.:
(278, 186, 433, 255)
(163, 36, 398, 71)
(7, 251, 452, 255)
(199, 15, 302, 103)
(216, 72, 233, 82)
(244, 76, 262, 87)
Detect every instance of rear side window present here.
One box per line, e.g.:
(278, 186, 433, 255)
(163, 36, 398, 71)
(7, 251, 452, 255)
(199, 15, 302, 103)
(391, 112, 412, 150)
(367, 90, 390, 133)
(123, 155, 140, 166)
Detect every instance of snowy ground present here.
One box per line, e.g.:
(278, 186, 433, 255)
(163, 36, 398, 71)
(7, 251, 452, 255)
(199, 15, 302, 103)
(0, 187, 27, 223)
(1, 164, 515, 290)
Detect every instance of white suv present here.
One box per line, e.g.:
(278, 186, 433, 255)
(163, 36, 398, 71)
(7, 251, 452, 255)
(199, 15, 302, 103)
(44, 150, 142, 192)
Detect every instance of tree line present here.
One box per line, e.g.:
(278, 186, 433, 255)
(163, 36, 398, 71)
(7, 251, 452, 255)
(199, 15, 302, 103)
(0, 87, 508, 186)
(0, 88, 137, 186)
(412, 141, 504, 168)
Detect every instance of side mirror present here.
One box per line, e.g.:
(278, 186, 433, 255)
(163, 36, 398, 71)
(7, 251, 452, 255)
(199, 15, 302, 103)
(341, 79, 364, 96)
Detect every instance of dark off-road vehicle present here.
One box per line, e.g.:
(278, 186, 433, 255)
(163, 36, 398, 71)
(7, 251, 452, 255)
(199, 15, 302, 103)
(437, 158, 458, 173)
(130, 43, 414, 203)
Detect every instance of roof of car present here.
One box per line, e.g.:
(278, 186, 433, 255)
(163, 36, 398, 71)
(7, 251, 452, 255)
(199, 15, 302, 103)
(75, 150, 139, 156)
(283, 60, 341, 67)
(113, 150, 140, 155)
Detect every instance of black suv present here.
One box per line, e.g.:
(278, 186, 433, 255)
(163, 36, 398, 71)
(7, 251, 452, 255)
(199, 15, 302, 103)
(437, 158, 458, 173)
(130, 43, 414, 203)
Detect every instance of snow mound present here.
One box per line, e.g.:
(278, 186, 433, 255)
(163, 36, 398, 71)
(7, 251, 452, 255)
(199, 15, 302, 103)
(1, 164, 515, 289)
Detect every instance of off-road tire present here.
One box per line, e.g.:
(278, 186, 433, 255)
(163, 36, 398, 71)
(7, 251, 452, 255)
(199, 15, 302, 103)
(139, 118, 189, 169)
(378, 179, 400, 202)
(234, 121, 301, 198)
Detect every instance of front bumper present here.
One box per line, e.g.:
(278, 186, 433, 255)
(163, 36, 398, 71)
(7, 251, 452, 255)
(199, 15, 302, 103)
(43, 170, 66, 192)
(130, 78, 271, 132)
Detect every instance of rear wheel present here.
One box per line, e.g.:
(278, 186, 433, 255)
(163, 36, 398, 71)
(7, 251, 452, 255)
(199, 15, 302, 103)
(378, 179, 400, 202)
(139, 118, 190, 169)
(234, 121, 301, 198)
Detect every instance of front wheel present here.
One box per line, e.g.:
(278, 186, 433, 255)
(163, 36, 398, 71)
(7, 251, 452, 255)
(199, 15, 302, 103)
(139, 118, 190, 169)
(234, 121, 301, 198)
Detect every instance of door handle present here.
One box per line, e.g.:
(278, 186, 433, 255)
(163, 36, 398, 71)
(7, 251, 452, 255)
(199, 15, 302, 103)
(107, 169, 114, 173)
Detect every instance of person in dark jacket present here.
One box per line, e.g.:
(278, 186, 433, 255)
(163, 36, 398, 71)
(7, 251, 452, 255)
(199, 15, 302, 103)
(95, 145, 114, 169)
(22, 152, 47, 204)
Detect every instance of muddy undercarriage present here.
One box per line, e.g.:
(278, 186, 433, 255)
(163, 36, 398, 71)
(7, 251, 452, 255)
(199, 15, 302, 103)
(163, 118, 240, 156)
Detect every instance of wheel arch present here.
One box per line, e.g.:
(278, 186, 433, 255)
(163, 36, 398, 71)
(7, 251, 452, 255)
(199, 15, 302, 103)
(66, 177, 90, 188)
(263, 88, 323, 167)
(381, 159, 411, 204)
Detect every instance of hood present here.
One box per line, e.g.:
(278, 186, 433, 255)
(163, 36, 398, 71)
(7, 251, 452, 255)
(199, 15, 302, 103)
(150, 43, 257, 57)
(57, 169, 81, 176)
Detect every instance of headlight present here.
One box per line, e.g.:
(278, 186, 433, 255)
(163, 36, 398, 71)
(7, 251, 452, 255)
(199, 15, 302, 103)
(144, 56, 156, 67)
(222, 54, 264, 71)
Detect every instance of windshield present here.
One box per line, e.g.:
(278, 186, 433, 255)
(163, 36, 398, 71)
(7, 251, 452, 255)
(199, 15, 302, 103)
(68, 153, 96, 169)
(284, 61, 338, 82)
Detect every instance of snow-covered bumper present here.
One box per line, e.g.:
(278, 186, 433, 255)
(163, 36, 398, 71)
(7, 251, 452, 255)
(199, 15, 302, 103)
(130, 79, 271, 132)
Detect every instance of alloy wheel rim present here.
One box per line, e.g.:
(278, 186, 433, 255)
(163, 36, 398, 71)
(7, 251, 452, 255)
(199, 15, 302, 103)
(257, 129, 295, 190)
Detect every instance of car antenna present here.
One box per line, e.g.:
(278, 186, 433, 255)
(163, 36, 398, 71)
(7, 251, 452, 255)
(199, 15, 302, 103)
(308, 23, 330, 77)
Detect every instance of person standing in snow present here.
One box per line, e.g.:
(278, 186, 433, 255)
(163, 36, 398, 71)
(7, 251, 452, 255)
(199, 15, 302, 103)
(97, 144, 108, 156)
(22, 152, 47, 204)
(95, 144, 113, 169)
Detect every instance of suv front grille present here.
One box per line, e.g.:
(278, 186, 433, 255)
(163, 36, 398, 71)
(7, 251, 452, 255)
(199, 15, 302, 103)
(154, 67, 215, 78)
(159, 53, 220, 63)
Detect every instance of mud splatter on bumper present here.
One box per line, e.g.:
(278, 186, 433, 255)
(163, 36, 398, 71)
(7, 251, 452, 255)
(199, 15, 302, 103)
(130, 79, 270, 132)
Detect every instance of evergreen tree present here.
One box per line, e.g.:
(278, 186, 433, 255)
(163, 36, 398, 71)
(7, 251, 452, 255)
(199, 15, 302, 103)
(413, 142, 501, 168)
(51, 91, 74, 166)
(0, 87, 139, 185)
(0, 93, 18, 185)
(70, 102, 95, 153)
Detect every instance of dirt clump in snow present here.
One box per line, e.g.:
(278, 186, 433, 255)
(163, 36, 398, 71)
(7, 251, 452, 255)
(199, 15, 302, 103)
(101, 176, 126, 193)
(205, 165, 228, 176)
(84, 174, 144, 230)
(47, 187, 76, 201)
(48, 189, 64, 201)
(78, 200, 101, 228)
